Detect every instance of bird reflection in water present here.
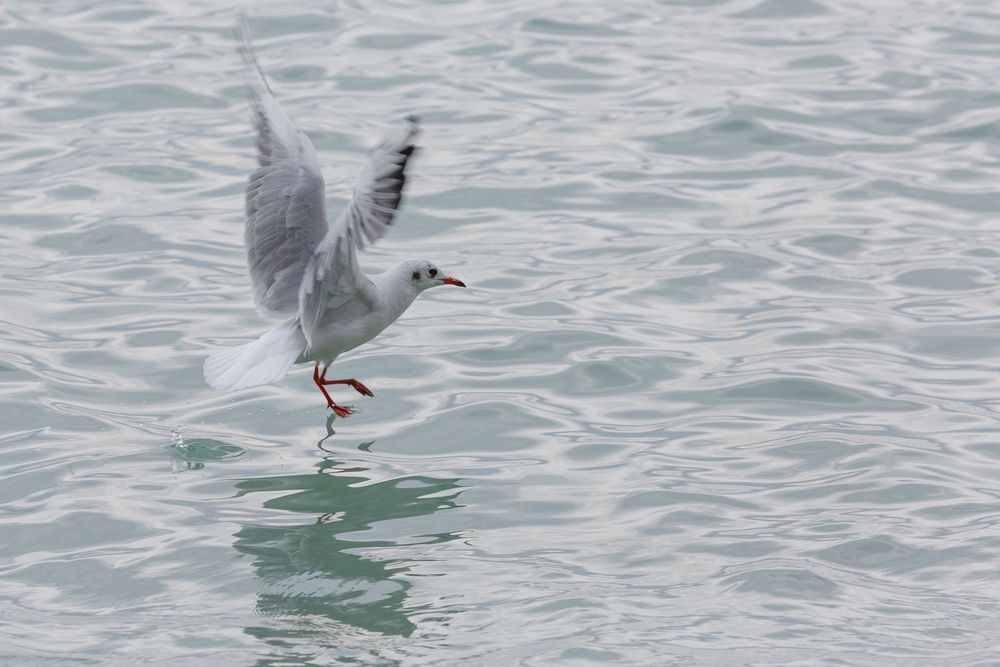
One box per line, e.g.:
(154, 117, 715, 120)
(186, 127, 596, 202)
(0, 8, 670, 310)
(232, 433, 465, 655)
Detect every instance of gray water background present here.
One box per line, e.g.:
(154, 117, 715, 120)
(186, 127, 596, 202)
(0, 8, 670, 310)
(3, 0, 1000, 664)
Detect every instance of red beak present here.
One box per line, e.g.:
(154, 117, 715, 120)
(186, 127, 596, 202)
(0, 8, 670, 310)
(441, 276, 466, 288)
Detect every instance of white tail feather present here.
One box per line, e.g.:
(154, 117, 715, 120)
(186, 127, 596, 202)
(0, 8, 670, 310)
(204, 318, 306, 390)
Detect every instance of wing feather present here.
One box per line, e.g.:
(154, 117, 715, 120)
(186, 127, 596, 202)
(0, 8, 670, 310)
(337, 119, 418, 250)
(297, 119, 420, 348)
(239, 18, 329, 318)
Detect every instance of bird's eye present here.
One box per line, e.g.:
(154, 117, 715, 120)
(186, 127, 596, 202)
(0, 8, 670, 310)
(411, 271, 420, 281)
(429, 268, 437, 277)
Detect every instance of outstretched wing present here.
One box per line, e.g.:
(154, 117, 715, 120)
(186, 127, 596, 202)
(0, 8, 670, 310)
(239, 18, 329, 318)
(335, 117, 419, 250)
(298, 118, 420, 347)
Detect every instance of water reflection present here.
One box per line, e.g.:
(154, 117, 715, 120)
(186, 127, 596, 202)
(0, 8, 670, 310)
(234, 439, 464, 649)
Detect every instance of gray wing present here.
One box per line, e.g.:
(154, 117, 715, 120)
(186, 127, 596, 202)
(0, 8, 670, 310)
(239, 19, 329, 318)
(336, 117, 419, 250)
(298, 118, 420, 347)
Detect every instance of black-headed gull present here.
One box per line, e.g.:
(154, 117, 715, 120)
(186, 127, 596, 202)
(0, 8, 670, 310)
(204, 21, 466, 417)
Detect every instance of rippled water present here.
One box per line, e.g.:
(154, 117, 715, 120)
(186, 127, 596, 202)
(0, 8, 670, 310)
(3, 0, 1000, 663)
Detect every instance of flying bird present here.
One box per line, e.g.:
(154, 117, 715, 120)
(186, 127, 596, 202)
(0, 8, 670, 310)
(204, 21, 466, 417)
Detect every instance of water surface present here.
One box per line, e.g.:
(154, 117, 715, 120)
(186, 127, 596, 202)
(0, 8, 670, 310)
(3, 0, 1000, 663)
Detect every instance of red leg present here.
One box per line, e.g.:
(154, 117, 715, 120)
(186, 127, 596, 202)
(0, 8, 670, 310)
(317, 367, 374, 397)
(313, 363, 354, 418)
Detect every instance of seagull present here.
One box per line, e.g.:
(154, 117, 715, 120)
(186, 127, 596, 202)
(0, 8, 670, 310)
(204, 21, 466, 417)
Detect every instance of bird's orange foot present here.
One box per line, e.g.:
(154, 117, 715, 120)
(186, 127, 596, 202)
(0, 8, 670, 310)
(329, 403, 355, 418)
(346, 379, 374, 397)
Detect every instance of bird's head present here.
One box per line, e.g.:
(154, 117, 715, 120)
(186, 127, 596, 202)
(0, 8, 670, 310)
(400, 258, 466, 292)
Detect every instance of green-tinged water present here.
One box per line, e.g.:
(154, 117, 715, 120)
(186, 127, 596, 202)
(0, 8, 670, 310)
(3, 1, 1000, 664)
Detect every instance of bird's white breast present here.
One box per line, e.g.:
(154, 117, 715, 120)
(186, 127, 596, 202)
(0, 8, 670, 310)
(299, 281, 417, 364)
